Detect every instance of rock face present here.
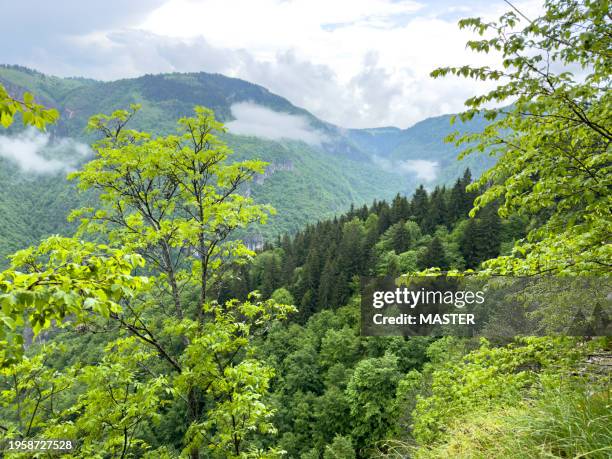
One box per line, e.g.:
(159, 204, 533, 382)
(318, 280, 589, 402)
(244, 234, 265, 251)
(253, 160, 294, 185)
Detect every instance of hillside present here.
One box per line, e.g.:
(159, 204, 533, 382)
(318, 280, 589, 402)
(0, 65, 490, 260)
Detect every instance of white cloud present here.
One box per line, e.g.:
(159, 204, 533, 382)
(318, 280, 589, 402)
(0, 0, 545, 128)
(226, 103, 325, 144)
(0, 129, 90, 174)
(398, 159, 438, 182)
(373, 155, 438, 182)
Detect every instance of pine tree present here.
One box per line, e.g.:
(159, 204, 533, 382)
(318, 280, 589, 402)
(318, 257, 340, 308)
(418, 236, 449, 270)
(411, 185, 429, 229)
(460, 204, 502, 269)
(422, 186, 448, 233)
(390, 193, 410, 224)
(448, 176, 466, 224)
(479, 204, 502, 260)
(391, 220, 411, 253)
(448, 168, 476, 224)
(377, 203, 392, 234)
(338, 219, 365, 276)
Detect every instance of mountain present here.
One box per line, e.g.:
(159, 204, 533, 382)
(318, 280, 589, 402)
(0, 65, 493, 260)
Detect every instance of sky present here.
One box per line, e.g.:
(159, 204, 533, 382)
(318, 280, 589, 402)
(0, 0, 542, 128)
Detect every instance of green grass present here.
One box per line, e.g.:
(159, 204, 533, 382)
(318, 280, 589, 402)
(379, 381, 612, 459)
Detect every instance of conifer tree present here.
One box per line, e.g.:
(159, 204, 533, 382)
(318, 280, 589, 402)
(391, 220, 411, 254)
(411, 185, 429, 228)
(422, 186, 448, 232)
(460, 204, 502, 268)
(391, 193, 410, 224)
(418, 236, 449, 270)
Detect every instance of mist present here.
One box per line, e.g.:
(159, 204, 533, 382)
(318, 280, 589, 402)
(373, 156, 438, 182)
(0, 129, 90, 174)
(226, 102, 325, 145)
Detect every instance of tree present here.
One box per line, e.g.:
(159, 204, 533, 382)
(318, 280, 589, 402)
(346, 353, 402, 452)
(432, 0, 611, 275)
(422, 186, 448, 233)
(418, 236, 449, 270)
(448, 169, 475, 224)
(271, 287, 294, 305)
(66, 106, 292, 458)
(390, 194, 410, 224)
(324, 435, 356, 459)
(47, 338, 168, 458)
(71, 105, 272, 317)
(391, 220, 411, 254)
(377, 220, 421, 255)
(460, 204, 502, 269)
(410, 185, 429, 227)
(337, 219, 365, 277)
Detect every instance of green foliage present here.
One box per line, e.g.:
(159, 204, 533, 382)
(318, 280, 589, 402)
(0, 343, 75, 439)
(175, 296, 295, 458)
(0, 82, 58, 129)
(324, 435, 356, 459)
(270, 287, 294, 305)
(257, 299, 432, 458)
(229, 171, 513, 313)
(418, 237, 449, 270)
(346, 353, 402, 449)
(46, 338, 169, 458)
(410, 337, 585, 444)
(1, 2, 609, 455)
(0, 105, 294, 458)
(0, 237, 146, 365)
(403, 366, 611, 459)
(459, 204, 502, 269)
(432, 0, 612, 274)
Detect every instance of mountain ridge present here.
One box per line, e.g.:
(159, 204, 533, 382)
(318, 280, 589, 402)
(0, 65, 493, 261)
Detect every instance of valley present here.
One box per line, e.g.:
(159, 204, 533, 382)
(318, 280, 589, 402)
(0, 65, 493, 261)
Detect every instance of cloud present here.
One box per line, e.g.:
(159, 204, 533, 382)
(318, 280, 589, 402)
(0, 0, 545, 128)
(226, 103, 325, 145)
(397, 159, 438, 182)
(0, 129, 90, 174)
(373, 155, 438, 182)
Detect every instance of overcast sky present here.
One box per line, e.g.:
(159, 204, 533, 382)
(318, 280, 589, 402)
(1, 0, 541, 128)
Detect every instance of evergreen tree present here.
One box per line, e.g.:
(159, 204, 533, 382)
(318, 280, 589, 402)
(418, 236, 449, 270)
(318, 257, 340, 308)
(338, 219, 365, 276)
(377, 203, 392, 234)
(390, 193, 410, 224)
(391, 220, 411, 254)
(422, 186, 448, 232)
(411, 185, 429, 228)
(460, 204, 502, 269)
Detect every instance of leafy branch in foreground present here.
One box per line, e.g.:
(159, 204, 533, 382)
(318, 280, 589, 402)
(0, 83, 59, 129)
(432, 0, 611, 275)
(0, 237, 146, 366)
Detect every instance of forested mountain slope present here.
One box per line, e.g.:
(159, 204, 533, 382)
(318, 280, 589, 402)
(0, 65, 492, 261)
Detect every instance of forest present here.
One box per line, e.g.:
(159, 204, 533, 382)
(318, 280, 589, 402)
(0, 0, 610, 458)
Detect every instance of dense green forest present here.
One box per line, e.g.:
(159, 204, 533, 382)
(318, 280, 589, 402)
(0, 0, 610, 458)
(221, 169, 523, 319)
